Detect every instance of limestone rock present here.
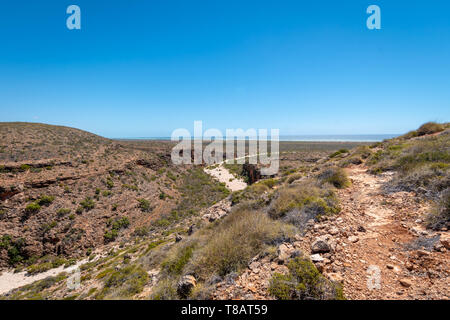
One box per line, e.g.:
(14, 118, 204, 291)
(310, 254, 324, 263)
(399, 278, 412, 288)
(311, 236, 332, 253)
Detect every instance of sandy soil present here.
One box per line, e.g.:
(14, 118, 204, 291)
(0, 259, 87, 295)
(204, 164, 247, 192)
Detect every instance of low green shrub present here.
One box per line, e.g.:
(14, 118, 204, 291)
(80, 197, 95, 211)
(269, 257, 344, 300)
(57, 208, 71, 216)
(36, 195, 55, 206)
(231, 182, 270, 206)
(106, 178, 114, 189)
(0, 235, 28, 266)
(104, 217, 130, 243)
(25, 202, 41, 214)
(329, 149, 349, 158)
(19, 164, 31, 172)
(138, 198, 152, 213)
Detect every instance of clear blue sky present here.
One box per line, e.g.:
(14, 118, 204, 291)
(0, 1, 449, 137)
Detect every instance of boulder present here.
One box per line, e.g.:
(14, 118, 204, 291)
(311, 236, 332, 253)
(277, 243, 295, 263)
(399, 278, 412, 288)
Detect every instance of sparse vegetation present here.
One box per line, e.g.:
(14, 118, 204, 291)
(57, 208, 71, 216)
(231, 182, 271, 206)
(317, 167, 351, 189)
(26, 256, 68, 274)
(79, 197, 95, 211)
(2, 273, 67, 300)
(104, 217, 130, 242)
(416, 122, 445, 136)
(269, 257, 344, 300)
(138, 198, 152, 213)
(223, 163, 244, 179)
(122, 184, 138, 191)
(25, 202, 41, 214)
(426, 188, 450, 230)
(329, 148, 349, 158)
(36, 195, 55, 206)
(366, 122, 449, 229)
(0, 235, 28, 266)
(269, 180, 340, 222)
(2, 121, 448, 301)
(95, 264, 148, 299)
(162, 244, 195, 275)
(189, 208, 293, 279)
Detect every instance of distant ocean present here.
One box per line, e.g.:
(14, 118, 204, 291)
(115, 134, 399, 142)
(278, 134, 399, 142)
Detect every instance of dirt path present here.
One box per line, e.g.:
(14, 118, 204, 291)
(212, 165, 449, 300)
(332, 166, 449, 299)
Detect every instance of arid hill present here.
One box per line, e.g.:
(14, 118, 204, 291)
(1, 122, 447, 300)
(0, 122, 111, 162)
(0, 122, 229, 272)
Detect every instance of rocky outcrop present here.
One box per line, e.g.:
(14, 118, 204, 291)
(242, 164, 261, 185)
(135, 154, 172, 171)
(202, 199, 232, 222)
(0, 186, 20, 201)
(177, 275, 196, 298)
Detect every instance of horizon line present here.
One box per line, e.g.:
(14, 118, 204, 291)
(112, 133, 399, 142)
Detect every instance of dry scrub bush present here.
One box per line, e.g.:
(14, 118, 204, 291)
(317, 167, 351, 189)
(417, 122, 445, 136)
(269, 180, 340, 221)
(150, 207, 293, 299)
(426, 188, 450, 230)
(189, 209, 293, 279)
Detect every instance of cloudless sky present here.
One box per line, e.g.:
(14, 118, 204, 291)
(0, 0, 449, 137)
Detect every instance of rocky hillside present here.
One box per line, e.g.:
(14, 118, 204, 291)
(0, 123, 230, 273)
(1, 122, 448, 300)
